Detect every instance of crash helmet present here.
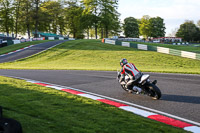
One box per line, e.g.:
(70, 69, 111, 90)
(120, 58, 128, 67)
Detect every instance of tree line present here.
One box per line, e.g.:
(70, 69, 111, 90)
(1, 0, 200, 42)
(123, 15, 166, 39)
(176, 20, 200, 42)
(0, 0, 121, 39)
(123, 15, 200, 42)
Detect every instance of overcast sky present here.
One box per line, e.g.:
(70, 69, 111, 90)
(118, 0, 200, 36)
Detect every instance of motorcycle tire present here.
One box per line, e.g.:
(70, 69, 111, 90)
(147, 83, 162, 100)
(121, 85, 128, 92)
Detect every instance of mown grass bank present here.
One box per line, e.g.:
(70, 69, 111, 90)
(0, 40, 51, 55)
(0, 76, 187, 133)
(0, 40, 200, 74)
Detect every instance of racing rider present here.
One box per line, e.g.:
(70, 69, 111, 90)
(119, 58, 142, 93)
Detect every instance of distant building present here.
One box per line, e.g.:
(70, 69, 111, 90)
(153, 37, 182, 43)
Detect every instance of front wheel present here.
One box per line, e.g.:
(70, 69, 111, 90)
(146, 83, 162, 100)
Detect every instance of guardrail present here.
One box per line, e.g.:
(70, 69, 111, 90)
(102, 39, 200, 60)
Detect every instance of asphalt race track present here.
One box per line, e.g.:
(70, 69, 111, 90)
(0, 40, 67, 63)
(0, 69, 200, 125)
(0, 40, 200, 126)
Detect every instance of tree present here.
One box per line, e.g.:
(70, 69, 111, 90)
(40, 1, 65, 35)
(81, 0, 101, 39)
(0, 0, 14, 37)
(149, 17, 165, 38)
(123, 17, 139, 38)
(13, 0, 21, 38)
(33, 0, 40, 37)
(81, 0, 120, 39)
(99, 0, 120, 38)
(139, 15, 151, 39)
(197, 20, 200, 28)
(19, 0, 34, 39)
(176, 20, 199, 42)
(64, 1, 85, 39)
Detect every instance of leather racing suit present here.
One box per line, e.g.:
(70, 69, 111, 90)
(119, 63, 142, 91)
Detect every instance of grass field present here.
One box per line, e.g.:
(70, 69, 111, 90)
(0, 76, 187, 133)
(0, 40, 51, 55)
(128, 41, 200, 53)
(0, 39, 200, 74)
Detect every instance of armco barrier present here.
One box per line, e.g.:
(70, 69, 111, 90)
(196, 53, 200, 60)
(157, 47, 169, 54)
(122, 42, 130, 47)
(115, 40, 121, 46)
(138, 44, 148, 50)
(169, 49, 181, 56)
(48, 37, 55, 40)
(130, 43, 138, 49)
(103, 39, 200, 60)
(148, 45, 157, 51)
(181, 51, 196, 59)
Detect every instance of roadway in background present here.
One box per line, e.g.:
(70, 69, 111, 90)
(0, 40, 67, 63)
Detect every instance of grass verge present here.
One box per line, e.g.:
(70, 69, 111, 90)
(0, 76, 187, 133)
(0, 40, 51, 55)
(0, 40, 199, 74)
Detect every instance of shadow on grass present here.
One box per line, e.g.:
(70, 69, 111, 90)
(161, 94, 200, 104)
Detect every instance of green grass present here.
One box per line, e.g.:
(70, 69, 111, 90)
(0, 76, 187, 133)
(129, 41, 200, 53)
(0, 40, 200, 74)
(0, 40, 51, 55)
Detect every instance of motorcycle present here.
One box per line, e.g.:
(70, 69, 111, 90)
(117, 71, 162, 100)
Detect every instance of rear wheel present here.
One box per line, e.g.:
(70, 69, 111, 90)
(146, 83, 162, 99)
(121, 84, 128, 92)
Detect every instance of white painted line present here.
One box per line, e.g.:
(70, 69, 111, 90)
(78, 94, 104, 100)
(120, 106, 157, 117)
(46, 86, 63, 90)
(184, 126, 200, 133)
(26, 80, 37, 83)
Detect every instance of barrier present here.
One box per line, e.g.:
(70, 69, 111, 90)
(169, 49, 181, 56)
(122, 42, 130, 47)
(181, 51, 196, 59)
(48, 37, 55, 40)
(69, 38, 75, 40)
(138, 44, 148, 50)
(59, 37, 64, 40)
(105, 39, 115, 45)
(13, 40, 21, 44)
(147, 45, 157, 51)
(103, 39, 200, 60)
(157, 47, 169, 54)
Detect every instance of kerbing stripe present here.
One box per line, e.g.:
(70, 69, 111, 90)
(120, 106, 157, 117)
(148, 115, 193, 128)
(97, 99, 128, 107)
(78, 94, 104, 100)
(26, 80, 37, 83)
(61, 89, 85, 95)
(0, 45, 35, 57)
(46, 86, 63, 90)
(184, 126, 200, 133)
(20, 79, 200, 133)
(34, 83, 51, 86)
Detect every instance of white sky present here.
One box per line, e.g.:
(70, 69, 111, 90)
(118, 0, 200, 36)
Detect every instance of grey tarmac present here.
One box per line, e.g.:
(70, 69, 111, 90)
(0, 69, 199, 124)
